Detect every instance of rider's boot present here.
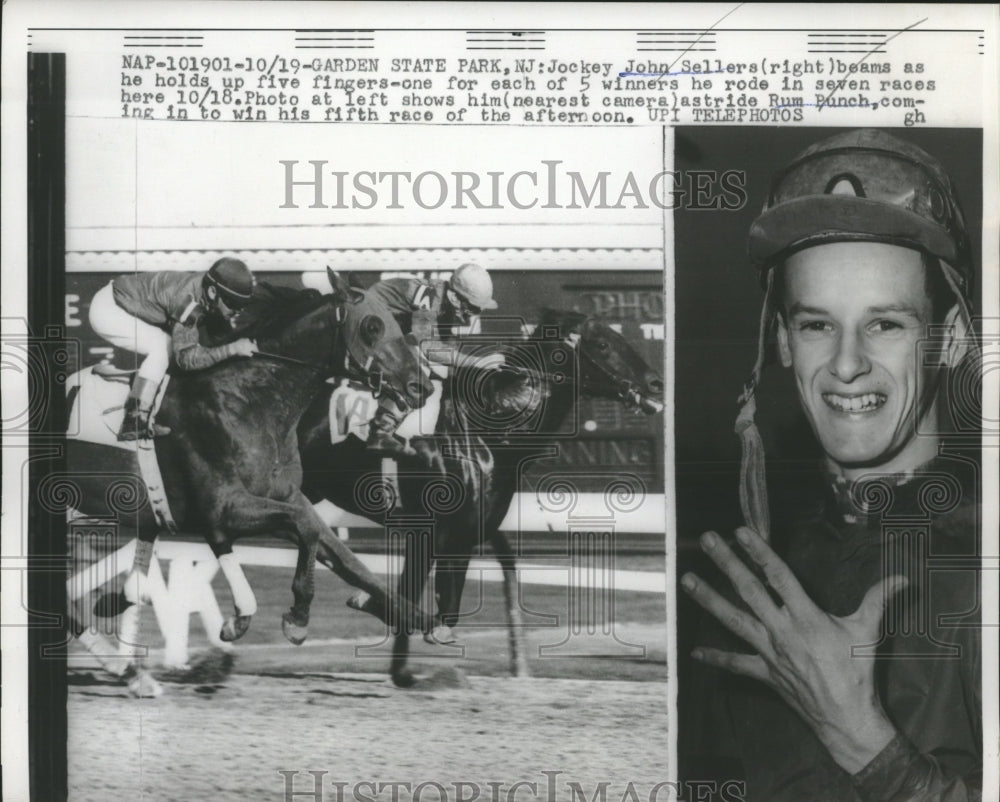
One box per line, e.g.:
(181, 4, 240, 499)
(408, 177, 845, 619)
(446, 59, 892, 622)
(365, 403, 416, 458)
(118, 377, 171, 441)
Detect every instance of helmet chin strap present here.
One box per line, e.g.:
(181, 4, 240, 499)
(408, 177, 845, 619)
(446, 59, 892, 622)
(938, 259, 979, 363)
(735, 269, 775, 542)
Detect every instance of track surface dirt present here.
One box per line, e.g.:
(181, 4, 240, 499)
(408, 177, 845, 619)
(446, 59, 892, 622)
(68, 671, 669, 801)
(68, 554, 669, 801)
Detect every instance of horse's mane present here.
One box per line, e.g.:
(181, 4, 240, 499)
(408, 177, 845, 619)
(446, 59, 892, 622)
(234, 282, 331, 341)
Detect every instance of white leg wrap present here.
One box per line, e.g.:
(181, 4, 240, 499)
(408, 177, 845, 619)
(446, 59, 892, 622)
(218, 552, 257, 616)
(117, 604, 141, 659)
(77, 629, 127, 677)
(122, 569, 148, 605)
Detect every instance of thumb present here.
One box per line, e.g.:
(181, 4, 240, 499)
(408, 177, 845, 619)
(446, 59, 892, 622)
(857, 574, 909, 624)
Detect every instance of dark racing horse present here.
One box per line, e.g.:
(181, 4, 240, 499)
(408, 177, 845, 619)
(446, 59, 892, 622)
(298, 309, 664, 686)
(70, 272, 435, 656)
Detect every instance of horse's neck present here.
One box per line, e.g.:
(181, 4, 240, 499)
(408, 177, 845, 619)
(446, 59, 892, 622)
(264, 307, 337, 369)
(536, 371, 577, 433)
(229, 360, 323, 429)
(247, 310, 333, 423)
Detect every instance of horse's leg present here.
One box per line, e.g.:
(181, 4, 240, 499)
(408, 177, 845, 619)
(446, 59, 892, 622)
(489, 529, 530, 678)
(93, 530, 157, 618)
(68, 597, 163, 697)
(69, 598, 121, 675)
(212, 491, 320, 645)
(207, 537, 258, 643)
(389, 530, 435, 688)
(216, 489, 434, 644)
(284, 503, 320, 646)
(426, 555, 469, 646)
(303, 516, 436, 637)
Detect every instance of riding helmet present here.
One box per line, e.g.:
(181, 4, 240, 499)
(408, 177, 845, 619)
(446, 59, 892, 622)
(204, 257, 256, 308)
(748, 128, 973, 304)
(449, 263, 498, 310)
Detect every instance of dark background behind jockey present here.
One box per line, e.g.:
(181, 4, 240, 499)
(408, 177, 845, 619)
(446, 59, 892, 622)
(64, 268, 665, 504)
(673, 126, 983, 780)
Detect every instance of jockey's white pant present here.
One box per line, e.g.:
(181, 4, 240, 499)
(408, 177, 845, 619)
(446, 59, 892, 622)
(88, 282, 171, 383)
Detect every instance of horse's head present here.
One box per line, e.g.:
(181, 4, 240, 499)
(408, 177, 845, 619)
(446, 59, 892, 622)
(233, 274, 431, 409)
(330, 270, 432, 410)
(544, 310, 664, 414)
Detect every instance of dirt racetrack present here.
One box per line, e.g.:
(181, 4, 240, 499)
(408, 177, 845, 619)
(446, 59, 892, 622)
(67, 550, 669, 801)
(68, 667, 669, 801)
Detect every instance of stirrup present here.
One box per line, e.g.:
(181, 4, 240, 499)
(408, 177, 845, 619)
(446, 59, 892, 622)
(118, 409, 171, 441)
(145, 421, 172, 438)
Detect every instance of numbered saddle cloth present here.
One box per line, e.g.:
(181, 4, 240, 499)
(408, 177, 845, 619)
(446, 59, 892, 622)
(327, 377, 443, 445)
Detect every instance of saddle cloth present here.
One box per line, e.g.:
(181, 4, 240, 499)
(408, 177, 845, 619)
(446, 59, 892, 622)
(327, 377, 443, 446)
(66, 366, 176, 532)
(66, 366, 169, 449)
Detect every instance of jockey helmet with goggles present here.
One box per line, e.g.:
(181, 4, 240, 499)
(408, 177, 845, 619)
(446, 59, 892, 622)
(204, 257, 256, 313)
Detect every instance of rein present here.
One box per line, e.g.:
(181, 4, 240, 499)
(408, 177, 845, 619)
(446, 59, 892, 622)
(234, 290, 416, 408)
(251, 350, 319, 369)
(251, 347, 396, 402)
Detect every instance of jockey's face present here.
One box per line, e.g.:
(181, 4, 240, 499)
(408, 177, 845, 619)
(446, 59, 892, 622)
(207, 286, 240, 328)
(444, 288, 478, 326)
(775, 242, 958, 479)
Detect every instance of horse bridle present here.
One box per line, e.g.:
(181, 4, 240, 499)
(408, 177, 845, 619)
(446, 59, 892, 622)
(466, 326, 654, 411)
(251, 299, 401, 401)
(564, 329, 651, 411)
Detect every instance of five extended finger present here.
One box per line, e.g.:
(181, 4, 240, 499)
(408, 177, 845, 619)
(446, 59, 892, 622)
(680, 571, 769, 653)
(734, 527, 814, 617)
(696, 530, 785, 629)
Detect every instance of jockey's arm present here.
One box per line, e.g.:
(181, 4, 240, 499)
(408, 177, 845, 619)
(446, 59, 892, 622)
(410, 308, 459, 367)
(419, 338, 461, 367)
(170, 314, 256, 371)
(419, 338, 505, 371)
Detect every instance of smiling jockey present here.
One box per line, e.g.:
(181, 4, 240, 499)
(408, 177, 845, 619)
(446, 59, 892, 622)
(365, 263, 506, 456)
(88, 257, 259, 441)
(682, 130, 982, 801)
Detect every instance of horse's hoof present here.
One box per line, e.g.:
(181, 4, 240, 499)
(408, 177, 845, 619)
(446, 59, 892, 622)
(281, 613, 308, 646)
(219, 614, 253, 642)
(424, 625, 458, 646)
(123, 666, 163, 698)
(346, 591, 371, 612)
(391, 668, 417, 689)
(93, 589, 133, 618)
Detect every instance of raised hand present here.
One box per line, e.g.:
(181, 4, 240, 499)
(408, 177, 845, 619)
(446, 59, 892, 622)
(681, 526, 904, 774)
